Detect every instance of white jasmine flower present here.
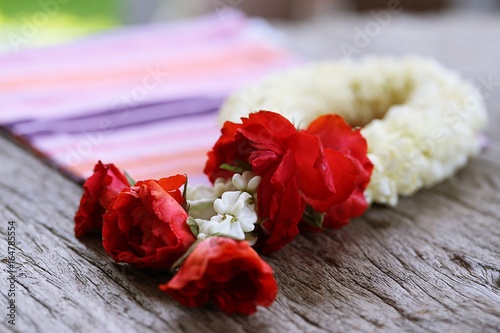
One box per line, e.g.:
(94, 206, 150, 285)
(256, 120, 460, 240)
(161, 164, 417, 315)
(214, 192, 257, 230)
(187, 173, 261, 222)
(232, 171, 261, 193)
(213, 177, 237, 197)
(186, 184, 218, 220)
(186, 177, 236, 220)
(218, 56, 487, 206)
(191, 191, 258, 241)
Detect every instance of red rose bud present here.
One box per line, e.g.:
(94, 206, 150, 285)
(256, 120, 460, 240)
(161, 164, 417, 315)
(160, 237, 277, 315)
(74, 161, 132, 237)
(102, 175, 196, 270)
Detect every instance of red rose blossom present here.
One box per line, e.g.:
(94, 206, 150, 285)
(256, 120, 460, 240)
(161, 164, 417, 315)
(204, 111, 370, 253)
(74, 161, 131, 238)
(304, 114, 374, 228)
(160, 237, 277, 315)
(102, 175, 195, 270)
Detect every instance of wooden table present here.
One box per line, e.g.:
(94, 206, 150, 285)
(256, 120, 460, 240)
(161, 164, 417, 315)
(1, 11, 499, 333)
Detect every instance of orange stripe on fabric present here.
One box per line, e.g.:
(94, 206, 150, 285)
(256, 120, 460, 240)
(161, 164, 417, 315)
(0, 45, 289, 92)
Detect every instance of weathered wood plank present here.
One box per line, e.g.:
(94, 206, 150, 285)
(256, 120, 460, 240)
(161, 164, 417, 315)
(1, 11, 500, 333)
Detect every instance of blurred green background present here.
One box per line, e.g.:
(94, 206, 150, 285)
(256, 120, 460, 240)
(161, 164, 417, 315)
(0, 0, 120, 51)
(0, 0, 118, 19)
(1, 0, 497, 52)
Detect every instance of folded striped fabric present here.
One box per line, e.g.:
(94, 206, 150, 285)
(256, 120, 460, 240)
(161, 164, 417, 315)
(0, 13, 297, 184)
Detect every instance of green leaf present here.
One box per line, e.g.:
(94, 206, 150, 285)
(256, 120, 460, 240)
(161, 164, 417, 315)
(302, 205, 325, 229)
(123, 170, 136, 186)
(186, 217, 199, 237)
(181, 174, 189, 212)
(234, 160, 252, 171)
(188, 224, 198, 238)
(220, 160, 253, 173)
(220, 163, 246, 173)
(169, 238, 203, 274)
(182, 174, 189, 199)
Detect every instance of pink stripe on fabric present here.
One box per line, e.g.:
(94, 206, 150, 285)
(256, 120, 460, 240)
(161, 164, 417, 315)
(45, 125, 219, 166)
(0, 13, 248, 71)
(1, 48, 295, 121)
(34, 113, 220, 153)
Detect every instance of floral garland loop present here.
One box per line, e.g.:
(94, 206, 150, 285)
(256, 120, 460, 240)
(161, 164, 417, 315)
(219, 56, 488, 205)
(72, 57, 488, 315)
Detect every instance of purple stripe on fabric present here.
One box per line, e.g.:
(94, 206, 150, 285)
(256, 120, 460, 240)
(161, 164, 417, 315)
(5, 97, 200, 126)
(10, 96, 225, 137)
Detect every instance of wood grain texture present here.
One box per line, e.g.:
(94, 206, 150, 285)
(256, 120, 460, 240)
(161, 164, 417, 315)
(1, 11, 499, 333)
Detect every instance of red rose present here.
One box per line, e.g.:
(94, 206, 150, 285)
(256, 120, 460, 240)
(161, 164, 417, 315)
(204, 111, 365, 253)
(102, 175, 195, 270)
(160, 237, 277, 315)
(74, 161, 131, 238)
(304, 115, 373, 228)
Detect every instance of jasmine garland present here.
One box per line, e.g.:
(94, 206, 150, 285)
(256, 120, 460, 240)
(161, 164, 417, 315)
(72, 56, 488, 315)
(218, 56, 488, 206)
